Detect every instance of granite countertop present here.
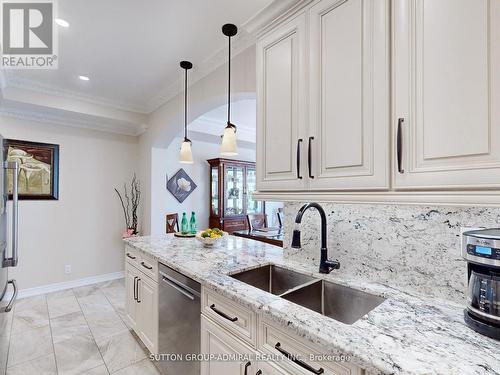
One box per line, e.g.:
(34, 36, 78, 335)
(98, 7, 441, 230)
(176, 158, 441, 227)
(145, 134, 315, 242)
(124, 234, 500, 375)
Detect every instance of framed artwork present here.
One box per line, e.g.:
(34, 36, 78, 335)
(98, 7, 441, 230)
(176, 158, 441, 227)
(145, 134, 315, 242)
(5, 139, 60, 200)
(166, 168, 197, 203)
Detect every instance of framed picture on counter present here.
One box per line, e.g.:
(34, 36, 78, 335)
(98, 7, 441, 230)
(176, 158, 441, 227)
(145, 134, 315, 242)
(5, 139, 60, 200)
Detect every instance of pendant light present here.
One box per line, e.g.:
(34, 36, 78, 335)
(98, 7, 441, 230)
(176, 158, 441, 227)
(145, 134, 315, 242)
(179, 60, 193, 163)
(220, 23, 238, 156)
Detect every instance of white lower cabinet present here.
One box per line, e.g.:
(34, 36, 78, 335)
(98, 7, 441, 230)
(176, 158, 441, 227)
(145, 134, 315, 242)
(201, 315, 257, 375)
(201, 288, 364, 375)
(124, 251, 159, 354)
(137, 274, 158, 353)
(124, 263, 139, 331)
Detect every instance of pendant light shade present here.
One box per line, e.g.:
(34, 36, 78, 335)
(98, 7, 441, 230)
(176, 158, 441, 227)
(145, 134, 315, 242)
(179, 139, 193, 163)
(220, 23, 238, 156)
(220, 123, 238, 156)
(179, 60, 193, 164)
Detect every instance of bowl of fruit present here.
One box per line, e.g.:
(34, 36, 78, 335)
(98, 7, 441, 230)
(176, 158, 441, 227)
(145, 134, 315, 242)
(196, 228, 227, 247)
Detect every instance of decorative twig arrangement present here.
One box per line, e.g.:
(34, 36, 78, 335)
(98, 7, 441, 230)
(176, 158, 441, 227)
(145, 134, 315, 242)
(115, 174, 141, 235)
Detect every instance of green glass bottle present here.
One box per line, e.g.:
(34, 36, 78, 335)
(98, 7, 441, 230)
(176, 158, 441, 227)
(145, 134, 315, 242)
(181, 212, 188, 234)
(189, 211, 197, 234)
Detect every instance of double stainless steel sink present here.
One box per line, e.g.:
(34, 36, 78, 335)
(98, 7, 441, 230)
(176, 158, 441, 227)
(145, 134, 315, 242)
(231, 265, 385, 325)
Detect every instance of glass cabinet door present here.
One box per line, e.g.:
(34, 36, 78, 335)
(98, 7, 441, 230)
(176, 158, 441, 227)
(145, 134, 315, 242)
(245, 167, 263, 214)
(224, 165, 244, 216)
(211, 166, 219, 216)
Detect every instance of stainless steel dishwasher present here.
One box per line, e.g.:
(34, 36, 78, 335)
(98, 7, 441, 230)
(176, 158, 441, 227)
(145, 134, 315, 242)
(158, 263, 201, 375)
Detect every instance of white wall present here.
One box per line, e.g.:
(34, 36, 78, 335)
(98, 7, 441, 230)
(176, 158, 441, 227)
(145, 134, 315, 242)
(151, 136, 256, 235)
(0, 115, 138, 290)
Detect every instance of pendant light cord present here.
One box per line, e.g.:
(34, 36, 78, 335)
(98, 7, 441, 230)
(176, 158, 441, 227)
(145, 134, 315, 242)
(227, 34, 231, 124)
(184, 67, 188, 140)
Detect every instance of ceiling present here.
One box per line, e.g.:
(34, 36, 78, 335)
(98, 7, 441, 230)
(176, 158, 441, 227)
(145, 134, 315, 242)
(3, 0, 273, 113)
(189, 99, 256, 143)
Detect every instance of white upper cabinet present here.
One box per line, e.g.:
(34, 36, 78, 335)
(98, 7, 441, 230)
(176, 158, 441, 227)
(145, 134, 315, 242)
(256, 13, 308, 191)
(308, 0, 390, 190)
(255, 0, 500, 197)
(393, 0, 500, 189)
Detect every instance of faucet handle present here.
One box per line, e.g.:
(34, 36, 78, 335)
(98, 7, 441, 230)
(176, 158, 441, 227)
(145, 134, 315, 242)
(326, 260, 340, 270)
(320, 259, 340, 274)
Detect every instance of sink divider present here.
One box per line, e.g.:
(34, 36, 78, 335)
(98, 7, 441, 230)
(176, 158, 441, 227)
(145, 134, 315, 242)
(278, 279, 321, 298)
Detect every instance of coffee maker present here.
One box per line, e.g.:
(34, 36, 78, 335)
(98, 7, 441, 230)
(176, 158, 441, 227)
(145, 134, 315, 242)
(462, 228, 500, 340)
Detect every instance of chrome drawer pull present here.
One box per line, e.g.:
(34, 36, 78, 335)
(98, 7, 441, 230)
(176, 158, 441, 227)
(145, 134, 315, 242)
(275, 342, 324, 374)
(210, 304, 238, 322)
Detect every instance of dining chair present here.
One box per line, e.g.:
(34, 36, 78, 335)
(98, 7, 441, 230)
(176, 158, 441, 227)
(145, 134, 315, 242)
(166, 213, 179, 233)
(246, 213, 268, 231)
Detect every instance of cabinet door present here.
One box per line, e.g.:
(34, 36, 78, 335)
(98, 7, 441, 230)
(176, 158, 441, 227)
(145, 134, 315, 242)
(137, 276, 158, 354)
(245, 167, 263, 214)
(201, 315, 256, 375)
(256, 13, 308, 191)
(124, 263, 139, 331)
(224, 164, 245, 216)
(394, 0, 500, 189)
(308, 0, 390, 190)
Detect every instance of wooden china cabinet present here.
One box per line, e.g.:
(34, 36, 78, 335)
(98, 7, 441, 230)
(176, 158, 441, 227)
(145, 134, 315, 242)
(207, 158, 264, 233)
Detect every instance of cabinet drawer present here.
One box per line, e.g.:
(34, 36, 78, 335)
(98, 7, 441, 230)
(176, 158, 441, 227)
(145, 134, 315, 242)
(137, 252, 158, 281)
(202, 288, 257, 347)
(259, 318, 363, 375)
(223, 218, 247, 233)
(125, 246, 139, 267)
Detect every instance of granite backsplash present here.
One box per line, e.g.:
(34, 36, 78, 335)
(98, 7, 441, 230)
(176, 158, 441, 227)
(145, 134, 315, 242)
(283, 202, 500, 303)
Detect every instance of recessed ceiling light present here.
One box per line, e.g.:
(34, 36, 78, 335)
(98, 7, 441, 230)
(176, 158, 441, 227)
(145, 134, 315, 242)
(78, 75, 90, 81)
(55, 18, 69, 27)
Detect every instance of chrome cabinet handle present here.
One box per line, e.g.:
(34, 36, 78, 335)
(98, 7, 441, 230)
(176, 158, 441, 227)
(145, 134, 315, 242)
(308, 136, 314, 179)
(136, 278, 141, 303)
(141, 261, 153, 270)
(275, 342, 324, 374)
(126, 253, 136, 260)
(3, 162, 18, 268)
(244, 361, 251, 375)
(133, 276, 138, 301)
(397, 118, 404, 174)
(3, 280, 17, 313)
(210, 304, 238, 322)
(296, 139, 303, 179)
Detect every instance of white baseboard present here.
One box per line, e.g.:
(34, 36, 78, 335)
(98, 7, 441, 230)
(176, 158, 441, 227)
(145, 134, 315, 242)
(3, 271, 124, 301)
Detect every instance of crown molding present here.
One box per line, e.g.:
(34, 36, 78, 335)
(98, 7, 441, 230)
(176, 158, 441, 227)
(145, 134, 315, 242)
(4, 75, 150, 114)
(242, 0, 308, 35)
(0, 104, 146, 136)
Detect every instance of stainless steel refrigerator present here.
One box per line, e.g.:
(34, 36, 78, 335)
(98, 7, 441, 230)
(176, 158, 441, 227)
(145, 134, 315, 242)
(0, 134, 19, 315)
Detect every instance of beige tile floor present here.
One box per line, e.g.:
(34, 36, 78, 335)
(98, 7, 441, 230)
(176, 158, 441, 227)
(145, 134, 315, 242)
(1, 279, 161, 375)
